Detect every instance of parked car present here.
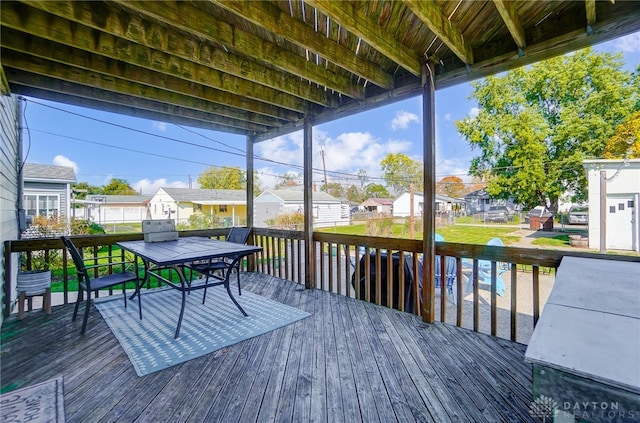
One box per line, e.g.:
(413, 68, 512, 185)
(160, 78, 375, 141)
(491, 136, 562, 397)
(567, 205, 589, 224)
(525, 206, 549, 223)
(483, 206, 510, 223)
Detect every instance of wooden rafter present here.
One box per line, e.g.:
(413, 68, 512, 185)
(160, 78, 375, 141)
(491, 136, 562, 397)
(493, 0, 526, 49)
(0, 63, 10, 96)
(402, 0, 474, 64)
(1, 49, 301, 123)
(210, 0, 395, 89)
(21, 0, 364, 101)
(304, 0, 422, 76)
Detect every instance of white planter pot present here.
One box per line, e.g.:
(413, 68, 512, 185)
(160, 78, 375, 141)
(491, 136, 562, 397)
(16, 270, 52, 296)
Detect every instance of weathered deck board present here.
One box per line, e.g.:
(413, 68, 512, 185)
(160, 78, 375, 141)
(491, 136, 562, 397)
(1, 273, 534, 422)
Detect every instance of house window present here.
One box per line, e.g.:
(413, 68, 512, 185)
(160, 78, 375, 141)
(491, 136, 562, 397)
(24, 194, 60, 217)
(219, 205, 228, 212)
(193, 203, 202, 212)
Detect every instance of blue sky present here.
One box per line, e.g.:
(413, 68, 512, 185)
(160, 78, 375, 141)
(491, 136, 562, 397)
(22, 31, 639, 195)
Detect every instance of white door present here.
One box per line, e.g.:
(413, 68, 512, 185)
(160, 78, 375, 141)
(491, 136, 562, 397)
(606, 196, 634, 250)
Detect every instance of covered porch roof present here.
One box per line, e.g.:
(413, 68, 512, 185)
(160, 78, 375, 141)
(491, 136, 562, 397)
(1, 1, 638, 139)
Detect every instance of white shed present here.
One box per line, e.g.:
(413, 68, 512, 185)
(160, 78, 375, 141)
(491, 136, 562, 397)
(583, 159, 640, 252)
(392, 192, 464, 217)
(254, 189, 349, 228)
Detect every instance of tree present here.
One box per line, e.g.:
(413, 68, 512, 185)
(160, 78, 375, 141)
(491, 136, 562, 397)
(198, 166, 245, 190)
(436, 176, 466, 198)
(103, 178, 136, 195)
(323, 182, 344, 199)
(602, 111, 640, 159)
(380, 153, 423, 195)
(71, 182, 103, 199)
(456, 49, 638, 211)
(274, 172, 300, 189)
(364, 183, 390, 199)
(345, 184, 366, 203)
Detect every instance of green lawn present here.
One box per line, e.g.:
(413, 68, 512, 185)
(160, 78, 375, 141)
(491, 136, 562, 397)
(317, 223, 520, 245)
(531, 235, 570, 247)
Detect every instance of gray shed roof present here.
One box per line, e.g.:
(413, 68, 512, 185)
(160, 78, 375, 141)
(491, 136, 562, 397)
(23, 163, 76, 183)
(261, 189, 340, 203)
(160, 188, 246, 203)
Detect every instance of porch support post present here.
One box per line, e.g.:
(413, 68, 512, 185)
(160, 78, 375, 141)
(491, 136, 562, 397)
(246, 135, 254, 225)
(421, 62, 436, 323)
(303, 118, 315, 289)
(246, 135, 255, 270)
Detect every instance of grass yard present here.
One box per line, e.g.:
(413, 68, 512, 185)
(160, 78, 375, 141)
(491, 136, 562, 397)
(317, 223, 520, 245)
(531, 234, 570, 247)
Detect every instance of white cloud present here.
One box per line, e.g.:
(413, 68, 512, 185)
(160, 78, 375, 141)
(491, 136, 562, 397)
(444, 113, 452, 121)
(469, 107, 480, 118)
(390, 110, 419, 130)
(615, 32, 640, 53)
(133, 178, 187, 195)
(53, 155, 78, 174)
(153, 121, 168, 131)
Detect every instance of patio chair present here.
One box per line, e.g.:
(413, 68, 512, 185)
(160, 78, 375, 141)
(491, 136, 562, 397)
(61, 236, 140, 335)
(435, 255, 458, 305)
(187, 227, 252, 301)
(464, 237, 507, 296)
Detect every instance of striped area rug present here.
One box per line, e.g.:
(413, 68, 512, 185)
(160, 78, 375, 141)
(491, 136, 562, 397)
(94, 285, 311, 376)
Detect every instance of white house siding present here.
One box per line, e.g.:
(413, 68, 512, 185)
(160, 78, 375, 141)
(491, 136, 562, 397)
(254, 190, 349, 228)
(584, 159, 640, 251)
(0, 94, 20, 320)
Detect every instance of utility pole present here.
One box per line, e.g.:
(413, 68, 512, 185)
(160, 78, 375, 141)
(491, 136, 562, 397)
(321, 145, 328, 191)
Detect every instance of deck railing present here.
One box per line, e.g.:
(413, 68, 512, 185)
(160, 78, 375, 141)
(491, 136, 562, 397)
(4, 228, 639, 343)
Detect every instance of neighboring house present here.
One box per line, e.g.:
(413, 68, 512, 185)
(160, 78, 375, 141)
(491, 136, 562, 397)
(148, 188, 247, 227)
(86, 195, 152, 224)
(254, 189, 349, 228)
(23, 163, 77, 222)
(463, 188, 519, 215)
(360, 197, 393, 216)
(1, 94, 20, 325)
(392, 192, 465, 217)
(583, 159, 640, 252)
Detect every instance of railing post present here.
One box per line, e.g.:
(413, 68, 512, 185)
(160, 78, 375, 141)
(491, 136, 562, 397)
(3, 240, 12, 318)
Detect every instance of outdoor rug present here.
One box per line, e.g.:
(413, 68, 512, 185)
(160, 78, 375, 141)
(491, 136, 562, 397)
(94, 285, 311, 377)
(0, 377, 65, 423)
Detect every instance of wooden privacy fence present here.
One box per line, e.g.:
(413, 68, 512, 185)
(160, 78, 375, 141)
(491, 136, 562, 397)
(4, 228, 639, 343)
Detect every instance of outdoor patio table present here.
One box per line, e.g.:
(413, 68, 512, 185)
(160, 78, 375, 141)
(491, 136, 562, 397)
(117, 236, 262, 338)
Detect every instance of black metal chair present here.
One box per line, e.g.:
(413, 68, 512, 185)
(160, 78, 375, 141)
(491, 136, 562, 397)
(61, 236, 141, 335)
(187, 227, 252, 301)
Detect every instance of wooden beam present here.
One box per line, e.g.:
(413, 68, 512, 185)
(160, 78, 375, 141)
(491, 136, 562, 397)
(9, 81, 270, 134)
(210, 0, 394, 89)
(402, 0, 474, 64)
(303, 118, 314, 290)
(0, 63, 10, 95)
(493, 0, 526, 49)
(0, 26, 311, 115)
(1, 49, 301, 124)
(304, 0, 422, 76)
(101, 0, 368, 98)
(585, 0, 597, 26)
(11, 84, 255, 135)
(7, 1, 342, 107)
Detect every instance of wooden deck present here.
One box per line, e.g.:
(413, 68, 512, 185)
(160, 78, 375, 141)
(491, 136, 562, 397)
(1, 273, 535, 422)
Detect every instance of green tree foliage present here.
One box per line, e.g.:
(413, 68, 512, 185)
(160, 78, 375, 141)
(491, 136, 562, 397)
(71, 182, 103, 199)
(323, 182, 344, 199)
(436, 176, 466, 198)
(198, 166, 245, 190)
(103, 178, 136, 195)
(345, 184, 366, 203)
(364, 183, 390, 199)
(456, 49, 638, 211)
(602, 111, 640, 159)
(380, 153, 423, 194)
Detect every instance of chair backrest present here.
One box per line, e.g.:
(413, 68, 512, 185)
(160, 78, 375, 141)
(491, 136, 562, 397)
(226, 227, 251, 244)
(435, 233, 445, 242)
(487, 237, 504, 247)
(60, 236, 91, 284)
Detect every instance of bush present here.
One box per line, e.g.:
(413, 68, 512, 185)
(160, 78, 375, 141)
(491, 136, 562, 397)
(270, 212, 304, 230)
(366, 217, 393, 236)
(176, 212, 218, 230)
